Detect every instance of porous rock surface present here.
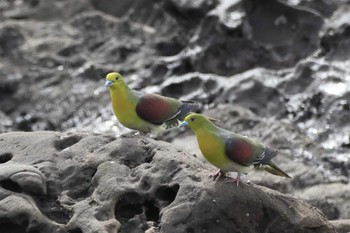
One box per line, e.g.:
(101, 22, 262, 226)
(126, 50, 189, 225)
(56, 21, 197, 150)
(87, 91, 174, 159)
(0, 131, 335, 233)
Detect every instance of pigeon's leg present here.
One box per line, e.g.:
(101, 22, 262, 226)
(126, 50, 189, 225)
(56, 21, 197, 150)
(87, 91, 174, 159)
(209, 169, 225, 180)
(224, 173, 244, 186)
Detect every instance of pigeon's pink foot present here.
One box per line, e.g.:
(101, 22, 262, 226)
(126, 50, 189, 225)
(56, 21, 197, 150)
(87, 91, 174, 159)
(209, 169, 225, 180)
(224, 173, 242, 186)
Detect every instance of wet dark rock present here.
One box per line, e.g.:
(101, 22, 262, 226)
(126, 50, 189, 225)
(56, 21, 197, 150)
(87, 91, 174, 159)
(320, 5, 350, 60)
(279, 61, 316, 95)
(294, 183, 350, 220)
(168, 57, 196, 76)
(162, 0, 218, 28)
(245, 0, 323, 64)
(188, 0, 323, 76)
(76, 64, 111, 82)
(0, 26, 24, 57)
(309, 199, 341, 220)
(14, 113, 55, 132)
(161, 75, 203, 98)
(91, 0, 217, 29)
(193, 39, 259, 76)
(160, 73, 221, 105)
(90, 0, 138, 18)
(3, 0, 91, 20)
(276, 58, 350, 149)
(154, 38, 185, 56)
(0, 78, 19, 112)
(286, 91, 325, 122)
(243, 0, 322, 47)
(0, 132, 337, 233)
(322, 153, 350, 177)
(219, 79, 286, 118)
(90, 0, 178, 38)
(57, 44, 81, 58)
(192, 15, 259, 76)
(292, 0, 346, 17)
(0, 112, 13, 132)
(330, 219, 350, 233)
(144, 62, 170, 86)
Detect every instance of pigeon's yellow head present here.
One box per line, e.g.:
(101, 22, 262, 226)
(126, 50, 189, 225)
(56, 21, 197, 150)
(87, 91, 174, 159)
(179, 113, 213, 131)
(105, 72, 125, 89)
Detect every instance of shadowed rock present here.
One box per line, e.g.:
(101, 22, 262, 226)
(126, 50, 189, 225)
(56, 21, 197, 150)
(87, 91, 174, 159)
(0, 164, 47, 195)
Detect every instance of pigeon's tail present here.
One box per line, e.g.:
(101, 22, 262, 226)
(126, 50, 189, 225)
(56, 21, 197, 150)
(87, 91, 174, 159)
(263, 161, 291, 178)
(177, 100, 201, 119)
(165, 100, 201, 122)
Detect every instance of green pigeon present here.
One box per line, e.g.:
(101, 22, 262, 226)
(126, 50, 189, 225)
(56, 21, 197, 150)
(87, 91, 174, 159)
(179, 113, 291, 185)
(105, 72, 199, 134)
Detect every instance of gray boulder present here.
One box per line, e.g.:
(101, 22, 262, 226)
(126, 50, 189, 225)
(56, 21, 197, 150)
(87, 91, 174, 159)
(0, 131, 336, 233)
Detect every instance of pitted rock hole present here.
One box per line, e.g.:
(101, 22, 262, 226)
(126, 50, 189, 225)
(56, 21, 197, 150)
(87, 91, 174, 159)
(115, 192, 163, 232)
(144, 155, 153, 163)
(140, 179, 151, 191)
(54, 135, 82, 151)
(27, 230, 40, 233)
(0, 218, 28, 233)
(121, 159, 141, 169)
(0, 222, 26, 233)
(143, 199, 160, 222)
(155, 184, 179, 204)
(115, 185, 180, 231)
(115, 192, 143, 220)
(120, 152, 154, 168)
(0, 153, 13, 163)
(68, 228, 83, 233)
(186, 227, 195, 233)
(33, 197, 71, 225)
(0, 179, 23, 192)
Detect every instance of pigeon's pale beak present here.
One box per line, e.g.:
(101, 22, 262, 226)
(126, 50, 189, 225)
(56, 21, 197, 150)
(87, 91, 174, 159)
(105, 80, 113, 87)
(178, 121, 188, 128)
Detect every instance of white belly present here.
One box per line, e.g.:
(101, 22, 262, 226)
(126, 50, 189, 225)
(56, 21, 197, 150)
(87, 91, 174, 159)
(220, 162, 254, 174)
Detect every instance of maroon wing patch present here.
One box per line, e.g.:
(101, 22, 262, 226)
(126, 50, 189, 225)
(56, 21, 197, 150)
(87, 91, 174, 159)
(225, 138, 254, 166)
(136, 94, 174, 125)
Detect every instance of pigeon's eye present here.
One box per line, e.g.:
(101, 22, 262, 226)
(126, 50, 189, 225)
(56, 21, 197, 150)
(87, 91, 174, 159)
(190, 117, 195, 122)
